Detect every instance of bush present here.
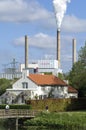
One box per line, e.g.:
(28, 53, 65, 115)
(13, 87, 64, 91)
(24, 112, 86, 129)
(0, 104, 32, 109)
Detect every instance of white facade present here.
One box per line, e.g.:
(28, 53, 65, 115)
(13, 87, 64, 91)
(6, 70, 37, 103)
(0, 73, 22, 80)
(68, 93, 78, 98)
(20, 60, 59, 74)
(38, 60, 58, 69)
(5, 70, 78, 104)
(20, 63, 38, 72)
(0, 60, 62, 79)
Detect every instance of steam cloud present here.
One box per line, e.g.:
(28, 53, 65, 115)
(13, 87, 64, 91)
(53, 0, 70, 30)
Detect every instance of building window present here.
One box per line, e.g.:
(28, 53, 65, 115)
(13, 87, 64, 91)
(43, 95, 47, 99)
(39, 95, 42, 99)
(22, 82, 28, 89)
(41, 87, 45, 91)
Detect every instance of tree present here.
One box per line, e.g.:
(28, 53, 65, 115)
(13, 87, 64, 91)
(78, 42, 86, 66)
(0, 78, 12, 96)
(58, 73, 65, 80)
(68, 43, 86, 97)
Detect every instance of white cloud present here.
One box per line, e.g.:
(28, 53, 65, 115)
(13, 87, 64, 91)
(62, 15, 86, 32)
(30, 33, 56, 48)
(13, 37, 24, 46)
(0, 0, 86, 33)
(12, 33, 74, 62)
(13, 33, 56, 48)
(0, 0, 52, 22)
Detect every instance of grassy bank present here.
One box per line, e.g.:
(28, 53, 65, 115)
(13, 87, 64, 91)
(24, 111, 86, 130)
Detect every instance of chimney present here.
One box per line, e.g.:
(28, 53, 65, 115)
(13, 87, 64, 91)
(57, 29, 60, 68)
(25, 35, 28, 69)
(72, 38, 76, 65)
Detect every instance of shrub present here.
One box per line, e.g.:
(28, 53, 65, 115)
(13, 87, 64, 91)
(0, 104, 32, 109)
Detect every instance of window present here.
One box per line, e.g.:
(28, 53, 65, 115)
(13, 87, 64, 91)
(43, 95, 47, 99)
(39, 95, 42, 99)
(22, 82, 28, 89)
(41, 87, 45, 91)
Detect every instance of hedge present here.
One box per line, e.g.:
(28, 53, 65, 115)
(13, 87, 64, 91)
(0, 98, 86, 111)
(26, 98, 86, 112)
(0, 104, 32, 109)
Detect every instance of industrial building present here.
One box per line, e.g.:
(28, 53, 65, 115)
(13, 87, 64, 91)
(0, 33, 76, 80)
(0, 59, 60, 79)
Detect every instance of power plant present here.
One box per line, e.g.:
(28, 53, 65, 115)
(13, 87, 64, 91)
(0, 33, 77, 79)
(0, 0, 77, 79)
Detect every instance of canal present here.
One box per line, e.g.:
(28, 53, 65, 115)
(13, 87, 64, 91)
(0, 125, 86, 130)
(0, 125, 25, 130)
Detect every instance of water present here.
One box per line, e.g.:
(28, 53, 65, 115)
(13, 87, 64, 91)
(0, 125, 63, 130)
(0, 124, 85, 130)
(0, 126, 14, 130)
(0, 126, 5, 130)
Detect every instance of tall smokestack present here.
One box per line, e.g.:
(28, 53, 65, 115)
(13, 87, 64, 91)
(53, 0, 71, 69)
(25, 35, 28, 69)
(72, 38, 76, 65)
(57, 30, 60, 68)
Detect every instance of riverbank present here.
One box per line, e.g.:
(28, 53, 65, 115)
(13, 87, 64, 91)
(24, 111, 86, 130)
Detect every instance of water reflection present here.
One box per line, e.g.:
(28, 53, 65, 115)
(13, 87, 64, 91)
(0, 126, 11, 130)
(0, 126, 58, 130)
(0, 125, 86, 130)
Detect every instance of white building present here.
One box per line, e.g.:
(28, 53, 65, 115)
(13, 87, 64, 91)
(2, 70, 78, 104)
(20, 62, 38, 72)
(38, 60, 58, 73)
(20, 60, 62, 74)
(0, 60, 62, 79)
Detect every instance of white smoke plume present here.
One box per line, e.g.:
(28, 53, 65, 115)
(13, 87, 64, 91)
(53, 0, 70, 30)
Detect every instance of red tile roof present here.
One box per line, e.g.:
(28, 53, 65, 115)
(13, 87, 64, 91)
(68, 86, 78, 93)
(29, 74, 67, 86)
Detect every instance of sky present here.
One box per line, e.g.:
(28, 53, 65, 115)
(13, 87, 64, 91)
(0, 0, 86, 73)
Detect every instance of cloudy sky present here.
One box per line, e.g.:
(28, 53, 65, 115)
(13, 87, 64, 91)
(0, 0, 86, 73)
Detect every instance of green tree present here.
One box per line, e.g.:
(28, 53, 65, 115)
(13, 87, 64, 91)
(0, 78, 12, 96)
(78, 42, 86, 66)
(68, 43, 86, 97)
(58, 73, 65, 80)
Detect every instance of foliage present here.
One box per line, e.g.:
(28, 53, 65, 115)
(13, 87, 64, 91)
(68, 43, 86, 97)
(26, 99, 68, 112)
(78, 42, 86, 66)
(10, 104, 32, 109)
(44, 72, 52, 75)
(0, 78, 18, 96)
(58, 73, 65, 80)
(24, 112, 86, 130)
(34, 94, 38, 100)
(0, 104, 31, 109)
(0, 78, 12, 96)
(26, 98, 86, 112)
